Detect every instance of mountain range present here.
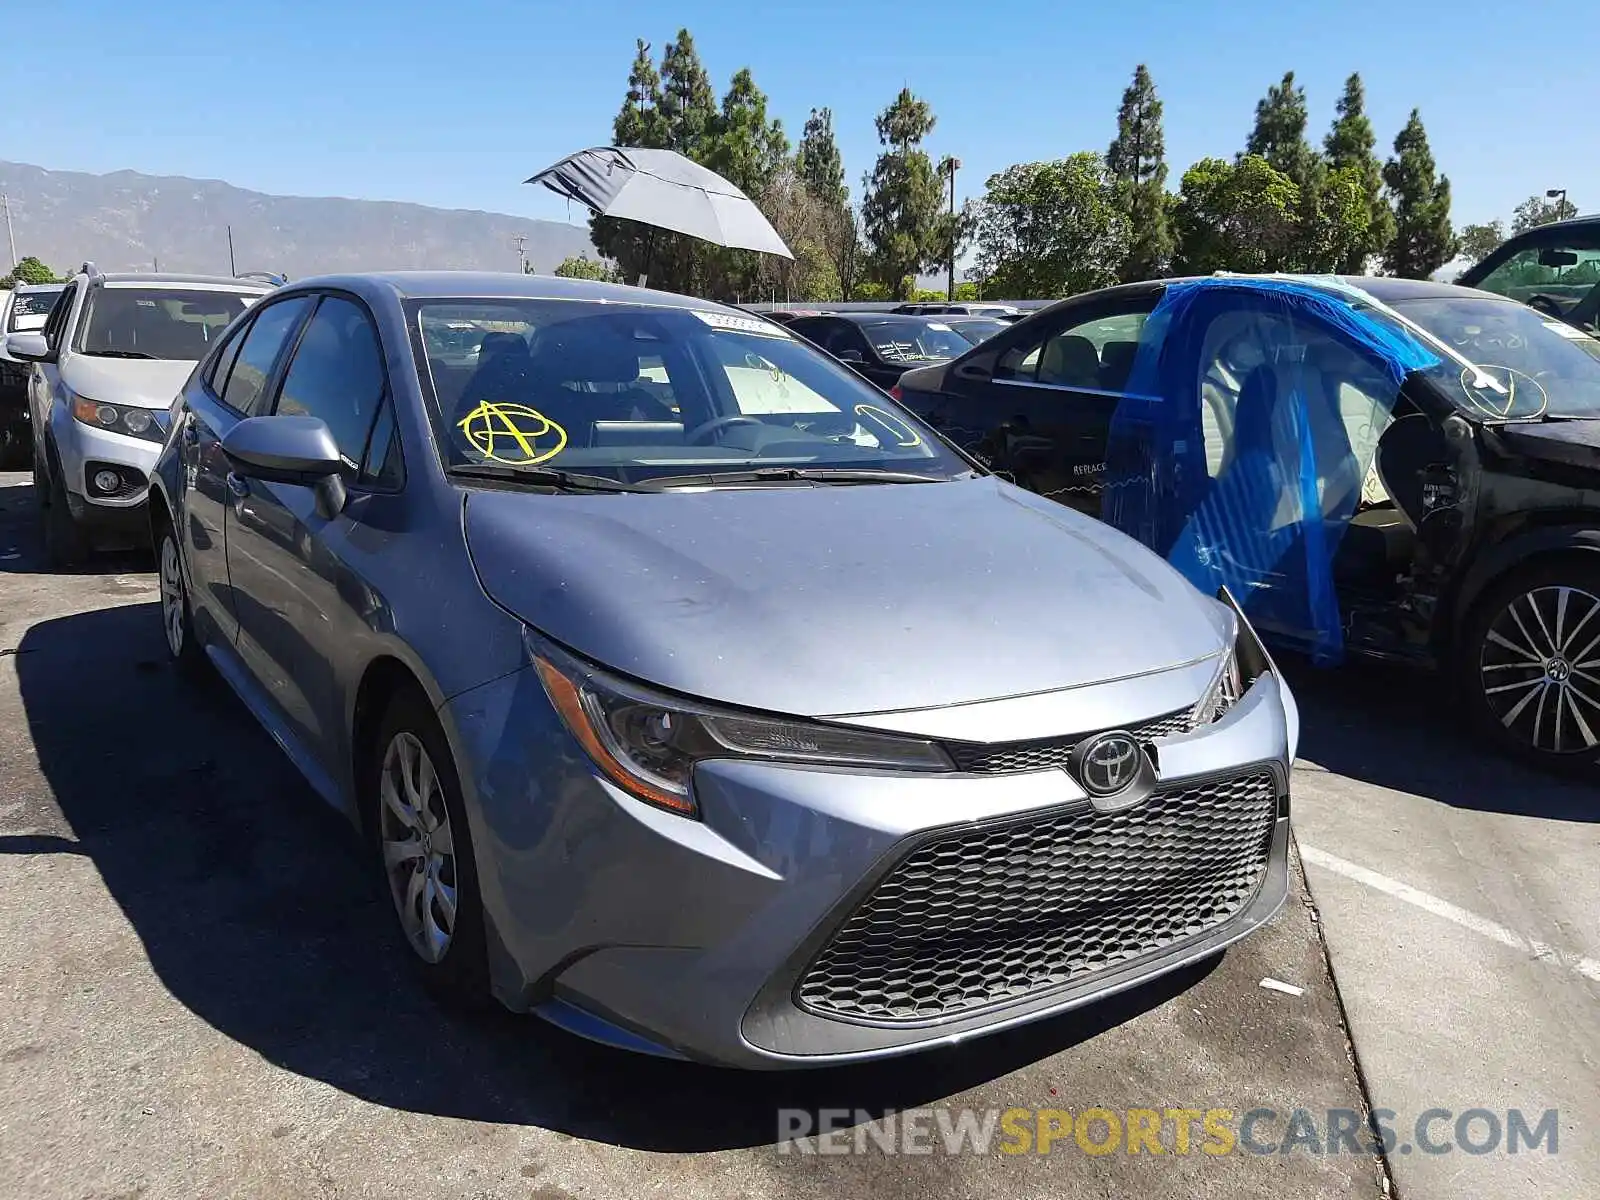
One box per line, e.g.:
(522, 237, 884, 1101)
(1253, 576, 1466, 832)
(0, 161, 596, 280)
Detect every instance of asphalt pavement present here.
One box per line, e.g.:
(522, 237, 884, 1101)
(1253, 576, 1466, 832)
(5, 465, 1587, 1197)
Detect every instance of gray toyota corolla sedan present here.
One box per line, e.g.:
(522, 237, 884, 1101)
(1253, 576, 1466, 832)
(148, 272, 1298, 1068)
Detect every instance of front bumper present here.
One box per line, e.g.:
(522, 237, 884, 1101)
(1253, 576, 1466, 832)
(443, 663, 1293, 1069)
(52, 410, 162, 517)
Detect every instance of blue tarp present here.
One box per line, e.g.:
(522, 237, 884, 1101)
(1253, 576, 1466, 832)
(1101, 276, 1442, 665)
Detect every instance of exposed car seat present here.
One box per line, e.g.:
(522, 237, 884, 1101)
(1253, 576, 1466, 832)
(1099, 341, 1139, 392)
(1037, 334, 1100, 388)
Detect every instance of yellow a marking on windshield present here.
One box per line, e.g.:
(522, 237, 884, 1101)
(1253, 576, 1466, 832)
(457, 401, 568, 465)
(854, 403, 923, 447)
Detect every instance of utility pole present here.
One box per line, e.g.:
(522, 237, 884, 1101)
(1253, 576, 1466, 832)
(226, 224, 237, 276)
(1, 194, 17, 271)
(513, 233, 529, 274)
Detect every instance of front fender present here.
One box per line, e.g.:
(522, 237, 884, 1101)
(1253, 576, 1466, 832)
(1451, 522, 1600, 636)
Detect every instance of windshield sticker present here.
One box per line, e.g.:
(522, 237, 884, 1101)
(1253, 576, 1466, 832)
(1542, 320, 1591, 341)
(854, 403, 923, 447)
(691, 309, 791, 337)
(1456, 364, 1547, 420)
(457, 400, 567, 465)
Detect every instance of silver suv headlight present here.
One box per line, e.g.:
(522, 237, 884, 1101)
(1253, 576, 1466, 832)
(529, 634, 953, 818)
(71, 395, 168, 443)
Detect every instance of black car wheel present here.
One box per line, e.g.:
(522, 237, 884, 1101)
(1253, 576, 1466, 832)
(157, 521, 209, 679)
(1464, 559, 1600, 768)
(368, 686, 491, 1007)
(39, 446, 89, 568)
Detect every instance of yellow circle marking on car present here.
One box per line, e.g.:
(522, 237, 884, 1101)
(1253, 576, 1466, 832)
(456, 401, 568, 465)
(1457, 364, 1547, 421)
(854, 404, 923, 447)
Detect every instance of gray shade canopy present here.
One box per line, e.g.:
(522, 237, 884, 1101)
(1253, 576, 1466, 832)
(525, 147, 793, 260)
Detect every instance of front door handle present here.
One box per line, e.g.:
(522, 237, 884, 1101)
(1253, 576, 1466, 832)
(180, 422, 200, 447)
(225, 471, 250, 500)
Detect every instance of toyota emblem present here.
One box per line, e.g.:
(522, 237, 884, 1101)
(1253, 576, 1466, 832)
(1073, 732, 1141, 797)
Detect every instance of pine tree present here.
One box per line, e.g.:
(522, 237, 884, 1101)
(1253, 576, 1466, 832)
(1382, 109, 1456, 277)
(1106, 64, 1173, 281)
(1246, 71, 1320, 189)
(705, 67, 789, 298)
(1323, 73, 1394, 273)
(860, 88, 945, 298)
(657, 29, 717, 158)
(797, 108, 846, 208)
(592, 39, 667, 286)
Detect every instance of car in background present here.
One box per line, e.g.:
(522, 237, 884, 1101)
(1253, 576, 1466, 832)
(0, 282, 67, 465)
(786, 311, 972, 392)
(892, 302, 1022, 318)
(897, 273, 1600, 772)
(6, 265, 273, 564)
(147, 270, 1295, 1067)
(1458, 215, 1600, 332)
(757, 308, 827, 326)
(945, 315, 1010, 346)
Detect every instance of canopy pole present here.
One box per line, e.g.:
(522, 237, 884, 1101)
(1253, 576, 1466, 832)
(641, 226, 656, 287)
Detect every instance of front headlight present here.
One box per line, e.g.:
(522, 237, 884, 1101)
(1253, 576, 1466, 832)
(1192, 587, 1275, 725)
(531, 639, 953, 818)
(71, 396, 168, 443)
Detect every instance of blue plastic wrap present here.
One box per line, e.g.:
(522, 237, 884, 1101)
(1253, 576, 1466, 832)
(1102, 276, 1442, 664)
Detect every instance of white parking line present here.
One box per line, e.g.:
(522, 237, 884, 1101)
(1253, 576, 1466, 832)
(1298, 843, 1600, 986)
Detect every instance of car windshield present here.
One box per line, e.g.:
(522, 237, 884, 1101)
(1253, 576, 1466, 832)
(8, 288, 64, 329)
(859, 318, 971, 363)
(411, 300, 972, 484)
(75, 287, 259, 360)
(948, 318, 1009, 345)
(1375, 295, 1600, 420)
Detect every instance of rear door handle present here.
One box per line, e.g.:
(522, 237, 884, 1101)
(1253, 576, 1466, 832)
(181, 424, 199, 447)
(225, 472, 250, 499)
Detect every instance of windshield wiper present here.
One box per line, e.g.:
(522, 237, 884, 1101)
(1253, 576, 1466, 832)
(643, 466, 960, 488)
(84, 349, 159, 360)
(447, 462, 662, 493)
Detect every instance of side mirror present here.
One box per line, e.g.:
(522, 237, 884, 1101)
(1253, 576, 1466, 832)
(5, 332, 54, 363)
(222, 415, 349, 519)
(835, 348, 866, 365)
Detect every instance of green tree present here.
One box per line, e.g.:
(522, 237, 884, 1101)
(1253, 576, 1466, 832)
(1246, 71, 1319, 189)
(592, 39, 668, 287)
(1173, 155, 1300, 274)
(703, 67, 790, 298)
(552, 255, 622, 283)
(1382, 109, 1456, 277)
(1323, 73, 1394, 272)
(860, 88, 946, 299)
(1106, 64, 1173, 281)
(2, 257, 58, 287)
(1458, 219, 1506, 264)
(971, 154, 1127, 299)
(1299, 165, 1373, 275)
(1511, 193, 1579, 234)
(657, 29, 717, 156)
(796, 107, 846, 207)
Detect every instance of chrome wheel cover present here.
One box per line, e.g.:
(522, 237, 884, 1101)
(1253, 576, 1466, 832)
(378, 731, 458, 963)
(1480, 584, 1600, 755)
(159, 535, 185, 659)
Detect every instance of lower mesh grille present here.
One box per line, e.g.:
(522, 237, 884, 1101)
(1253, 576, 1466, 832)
(796, 770, 1278, 1023)
(946, 709, 1196, 774)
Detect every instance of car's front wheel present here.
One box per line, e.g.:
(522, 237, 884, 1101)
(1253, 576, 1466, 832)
(1464, 559, 1600, 769)
(157, 521, 208, 679)
(369, 688, 490, 1006)
(39, 446, 89, 568)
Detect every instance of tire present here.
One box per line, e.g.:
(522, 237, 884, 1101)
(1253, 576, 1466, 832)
(1461, 557, 1600, 771)
(40, 447, 89, 568)
(156, 519, 209, 680)
(368, 687, 490, 1007)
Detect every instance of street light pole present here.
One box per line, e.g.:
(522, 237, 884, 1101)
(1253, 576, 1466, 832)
(1547, 187, 1569, 217)
(227, 224, 237, 276)
(945, 157, 961, 301)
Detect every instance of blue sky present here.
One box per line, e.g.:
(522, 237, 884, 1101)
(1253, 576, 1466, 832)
(5, 0, 1591, 239)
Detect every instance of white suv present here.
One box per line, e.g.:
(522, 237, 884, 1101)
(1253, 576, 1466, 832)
(0, 282, 66, 465)
(6, 265, 273, 564)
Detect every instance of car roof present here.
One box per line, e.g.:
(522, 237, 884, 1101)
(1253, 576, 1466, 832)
(12, 281, 64, 292)
(87, 271, 275, 290)
(824, 311, 954, 325)
(1039, 274, 1511, 318)
(287, 270, 732, 313)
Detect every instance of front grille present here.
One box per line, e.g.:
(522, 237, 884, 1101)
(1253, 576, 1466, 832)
(946, 708, 1196, 774)
(796, 769, 1278, 1024)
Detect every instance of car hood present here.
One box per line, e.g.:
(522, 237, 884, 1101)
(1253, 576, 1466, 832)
(61, 355, 196, 409)
(465, 475, 1231, 718)
(1492, 418, 1600, 472)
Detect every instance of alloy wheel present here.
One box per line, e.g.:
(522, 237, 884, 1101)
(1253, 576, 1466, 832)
(378, 731, 459, 963)
(1479, 584, 1600, 755)
(159, 535, 186, 659)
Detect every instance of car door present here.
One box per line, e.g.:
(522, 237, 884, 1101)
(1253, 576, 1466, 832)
(29, 281, 79, 461)
(178, 294, 315, 644)
(913, 295, 1159, 515)
(224, 291, 399, 770)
